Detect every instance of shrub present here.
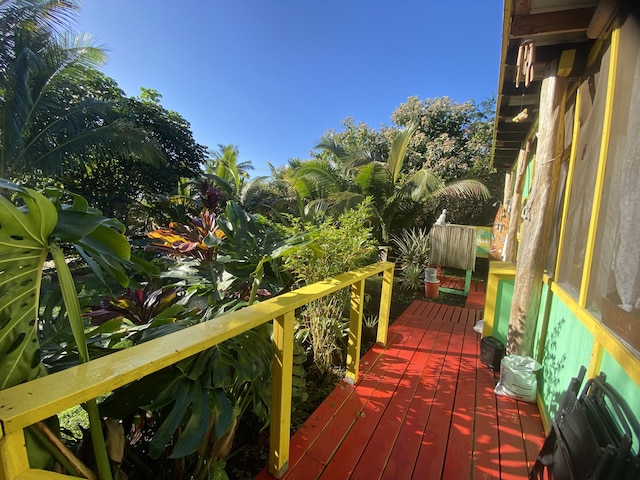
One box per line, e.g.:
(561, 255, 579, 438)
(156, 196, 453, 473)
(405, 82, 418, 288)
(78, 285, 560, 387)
(279, 200, 378, 373)
(392, 227, 430, 291)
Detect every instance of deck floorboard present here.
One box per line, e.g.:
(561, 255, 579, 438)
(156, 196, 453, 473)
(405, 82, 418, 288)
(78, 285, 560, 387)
(256, 297, 545, 480)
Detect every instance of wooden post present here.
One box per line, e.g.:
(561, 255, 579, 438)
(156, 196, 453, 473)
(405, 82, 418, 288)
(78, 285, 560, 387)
(0, 430, 29, 480)
(503, 140, 531, 263)
(346, 279, 365, 385)
(507, 61, 567, 356)
(376, 266, 394, 346)
(503, 170, 513, 207)
(269, 311, 294, 478)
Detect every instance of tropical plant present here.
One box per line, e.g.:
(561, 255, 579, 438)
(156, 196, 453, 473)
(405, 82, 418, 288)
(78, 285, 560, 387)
(391, 95, 502, 225)
(399, 263, 425, 292)
(279, 201, 378, 372)
(391, 228, 430, 269)
(90, 202, 315, 478)
(0, 178, 133, 478)
(60, 86, 206, 224)
(292, 123, 490, 243)
(201, 145, 267, 209)
(392, 227, 432, 291)
(99, 321, 275, 479)
(0, 0, 161, 181)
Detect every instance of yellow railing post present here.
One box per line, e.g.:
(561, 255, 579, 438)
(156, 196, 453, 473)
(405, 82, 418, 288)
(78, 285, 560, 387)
(269, 311, 294, 478)
(376, 266, 394, 346)
(346, 279, 366, 385)
(0, 430, 29, 480)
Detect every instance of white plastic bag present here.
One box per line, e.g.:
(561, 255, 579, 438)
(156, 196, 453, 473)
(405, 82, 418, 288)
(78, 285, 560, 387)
(494, 355, 542, 403)
(473, 319, 484, 334)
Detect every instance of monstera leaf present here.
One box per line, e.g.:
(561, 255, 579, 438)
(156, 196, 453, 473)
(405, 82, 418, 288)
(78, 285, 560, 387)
(0, 180, 133, 389)
(0, 180, 57, 389)
(0, 180, 131, 479)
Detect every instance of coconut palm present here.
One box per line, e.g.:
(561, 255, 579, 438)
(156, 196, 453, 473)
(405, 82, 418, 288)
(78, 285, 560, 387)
(0, 0, 160, 180)
(297, 123, 490, 243)
(201, 144, 267, 208)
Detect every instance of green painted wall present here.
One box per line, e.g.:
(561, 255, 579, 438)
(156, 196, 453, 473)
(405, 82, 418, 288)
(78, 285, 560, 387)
(533, 282, 550, 359)
(492, 278, 514, 346)
(600, 351, 640, 450)
(537, 295, 594, 419)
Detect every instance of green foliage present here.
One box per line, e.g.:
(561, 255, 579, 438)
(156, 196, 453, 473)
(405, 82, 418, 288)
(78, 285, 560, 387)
(391, 95, 502, 225)
(90, 201, 315, 475)
(392, 227, 432, 292)
(0, 2, 163, 181)
(280, 200, 378, 284)
(0, 178, 133, 479)
(398, 263, 424, 292)
(391, 228, 430, 270)
(279, 201, 377, 372)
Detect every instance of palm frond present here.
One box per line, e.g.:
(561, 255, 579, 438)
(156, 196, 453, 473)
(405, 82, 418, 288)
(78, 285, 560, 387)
(388, 122, 417, 184)
(32, 121, 164, 175)
(326, 191, 366, 215)
(353, 162, 389, 194)
(399, 169, 444, 202)
(294, 163, 342, 196)
(433, 179, 490, 201)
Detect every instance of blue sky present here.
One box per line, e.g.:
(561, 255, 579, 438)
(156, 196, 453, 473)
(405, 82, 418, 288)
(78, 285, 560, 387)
(78, 1, 503, 176)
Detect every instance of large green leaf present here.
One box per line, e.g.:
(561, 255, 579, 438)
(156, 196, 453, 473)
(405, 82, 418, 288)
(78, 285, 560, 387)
(0, 180, 56, 389)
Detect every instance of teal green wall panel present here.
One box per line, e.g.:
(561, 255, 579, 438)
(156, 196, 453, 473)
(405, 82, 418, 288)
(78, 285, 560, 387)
(533, 282, 550, 358)
(493, 279, 514, 345)
(600, 351, 640, 450)
(539, 295, 594, 419)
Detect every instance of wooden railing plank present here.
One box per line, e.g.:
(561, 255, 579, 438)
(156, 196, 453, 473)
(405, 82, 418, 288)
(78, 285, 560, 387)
(1, 262, 394, 480)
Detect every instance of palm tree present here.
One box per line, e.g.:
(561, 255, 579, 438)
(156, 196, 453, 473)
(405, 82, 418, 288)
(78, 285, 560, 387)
(0, 0, 160, 180)
(201, 144, 266, 206)
(299, 123, 490, 243)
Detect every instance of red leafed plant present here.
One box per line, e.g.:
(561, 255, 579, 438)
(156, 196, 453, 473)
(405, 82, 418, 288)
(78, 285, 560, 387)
(146, 210, 225, 262)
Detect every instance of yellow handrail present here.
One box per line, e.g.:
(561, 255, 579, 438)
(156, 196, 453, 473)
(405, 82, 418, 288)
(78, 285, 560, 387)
(0, 261, 394, 480)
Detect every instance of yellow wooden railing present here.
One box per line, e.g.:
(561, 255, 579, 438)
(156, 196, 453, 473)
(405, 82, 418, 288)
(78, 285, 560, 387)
(0, 262, 395, 480)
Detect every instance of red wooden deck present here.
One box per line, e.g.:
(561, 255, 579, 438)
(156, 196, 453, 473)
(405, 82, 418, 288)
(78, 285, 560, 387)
(256, 300, 545, 480)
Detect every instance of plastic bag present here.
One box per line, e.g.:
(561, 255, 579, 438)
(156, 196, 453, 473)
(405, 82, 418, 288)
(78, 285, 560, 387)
(473, 319, 484, 334)
(494, 355, 542, 403)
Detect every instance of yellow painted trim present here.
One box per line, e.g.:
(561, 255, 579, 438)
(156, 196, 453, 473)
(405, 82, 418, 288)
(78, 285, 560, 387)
(346, 279, 365, 384)
(579, 24, 619, 307)
(587, 38, 605, 68)
(0, 430, 29, 480)
(376, 268, 394, 346)
(15, 470, 74, 479)
(555, 86, 582, 279)
(269, 311, 294, 478)
(587, 342, 605, 379)
(537, 394, 551, 434)
(482, 262, 517, 337)
(551, 282, 640, 387)
(558, 49, 576, 77)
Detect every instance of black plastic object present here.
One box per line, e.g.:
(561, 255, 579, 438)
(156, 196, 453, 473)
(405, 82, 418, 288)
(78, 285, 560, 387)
(480, 336, 505, 371)
(529, 366, 640, 480)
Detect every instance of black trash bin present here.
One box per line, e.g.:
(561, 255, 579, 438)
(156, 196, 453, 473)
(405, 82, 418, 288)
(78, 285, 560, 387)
(480, 336, 505, 371)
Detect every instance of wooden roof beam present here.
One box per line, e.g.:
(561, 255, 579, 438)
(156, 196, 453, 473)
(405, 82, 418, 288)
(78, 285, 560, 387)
(514, 0, 530, 17)
(511, 7, 596, 38)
